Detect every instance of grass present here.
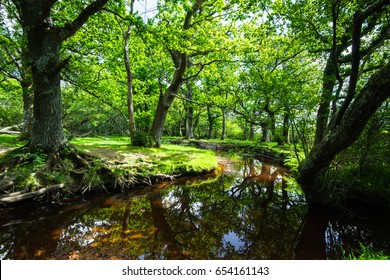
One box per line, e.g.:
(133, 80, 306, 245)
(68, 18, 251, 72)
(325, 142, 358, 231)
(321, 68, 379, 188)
(70, 136, 218, 176)
(0, 134, 26, 155)
(0, 135, 218, 177)
(345, 244, 390, 260)
(0, 135, 218, 203)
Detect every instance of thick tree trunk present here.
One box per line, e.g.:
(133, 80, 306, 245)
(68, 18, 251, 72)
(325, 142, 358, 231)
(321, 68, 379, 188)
(14, 0, 109, 153)
(150, 90, 176, 147)
(27, 24, 65, 153)
(298, 62, 390, 204)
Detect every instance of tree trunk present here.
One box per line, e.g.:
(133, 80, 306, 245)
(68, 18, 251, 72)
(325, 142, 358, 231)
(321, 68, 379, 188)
(150, 89, 176, 147)
(150, 1, 205, 147)
(14, 0, 109, 153)
(20, 81, 33, 139)
(313, 56, 336, 145)
(20, 44, 33, 140)
(261, 123, 270, 142)
(207, 105, 213, 139)
(124, 1, 136, 141)
(125, 28, 136, 140)
(250, 122, 255, 140)
(298, 62, 390, 205)
(220, 108, 226, 140)
(185, 82, 194, 139)
(27, 25, 65, 153)
(281, 111, 290, 144)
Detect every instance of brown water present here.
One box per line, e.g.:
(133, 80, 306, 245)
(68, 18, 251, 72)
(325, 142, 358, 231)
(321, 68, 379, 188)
(0, 157, 389, 259)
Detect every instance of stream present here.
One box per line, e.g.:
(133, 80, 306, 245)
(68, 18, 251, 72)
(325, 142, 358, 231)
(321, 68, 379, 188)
(1, 155, 390, 259)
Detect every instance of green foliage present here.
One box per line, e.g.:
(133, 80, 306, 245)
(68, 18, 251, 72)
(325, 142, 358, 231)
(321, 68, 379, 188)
(0, 80, 23, 128)
(131, 130, 154, 147)
(345, 244, 390, 260)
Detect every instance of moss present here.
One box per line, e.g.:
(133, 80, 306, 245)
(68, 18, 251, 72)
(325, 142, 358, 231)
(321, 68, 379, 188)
(0, 136, 218, 203)
(71, 136, 218, 177)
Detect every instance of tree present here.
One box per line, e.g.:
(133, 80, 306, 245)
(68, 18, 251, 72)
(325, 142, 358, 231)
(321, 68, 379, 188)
(11, 0, 110, 154)
(149, 0, 235, 147)
(0, 2, 33, 138)
(294, 0, 390, 205)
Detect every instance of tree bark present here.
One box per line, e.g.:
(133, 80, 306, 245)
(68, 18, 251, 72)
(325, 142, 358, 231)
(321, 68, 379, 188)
(313, 56, 336, 145)
(151, 88, 177, 147)
(26, 19, 65, 153)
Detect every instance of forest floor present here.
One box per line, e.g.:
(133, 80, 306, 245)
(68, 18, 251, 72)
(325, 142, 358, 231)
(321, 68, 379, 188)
(0, 135, 218, 205)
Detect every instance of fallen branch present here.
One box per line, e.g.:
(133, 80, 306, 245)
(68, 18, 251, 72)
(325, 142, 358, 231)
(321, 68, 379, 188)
(0, 126, 20, 135)
(0, 184, 65, 204)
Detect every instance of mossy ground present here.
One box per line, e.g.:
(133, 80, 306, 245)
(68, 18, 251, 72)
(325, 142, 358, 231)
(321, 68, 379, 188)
(0, 135, 218, 204)
(70, 136, 218, 176)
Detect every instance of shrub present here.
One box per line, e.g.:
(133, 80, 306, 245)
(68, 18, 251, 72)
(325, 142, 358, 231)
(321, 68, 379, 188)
(131, 130, 154, 147)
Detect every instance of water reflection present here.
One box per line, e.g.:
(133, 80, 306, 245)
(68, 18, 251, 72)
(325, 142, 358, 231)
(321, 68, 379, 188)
(0, 157, 389, 259)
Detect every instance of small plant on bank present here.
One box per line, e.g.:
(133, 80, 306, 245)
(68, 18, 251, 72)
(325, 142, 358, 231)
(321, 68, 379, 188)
(131, 131, 154, 147)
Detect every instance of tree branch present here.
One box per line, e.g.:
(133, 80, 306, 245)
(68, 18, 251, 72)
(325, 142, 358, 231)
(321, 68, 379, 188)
(59, 0, 109, 41)
(355, 0, 390, 23)
(331, 1, 390, 127)
(62, 72, 128, 122)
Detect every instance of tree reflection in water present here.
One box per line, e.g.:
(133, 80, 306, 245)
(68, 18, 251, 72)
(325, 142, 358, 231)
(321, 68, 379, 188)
(0, 157, 389, 259)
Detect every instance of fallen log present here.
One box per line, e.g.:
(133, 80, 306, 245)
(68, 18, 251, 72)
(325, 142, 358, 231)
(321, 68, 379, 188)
(0, 183, 65, 204)
(0, 125, 21, 135)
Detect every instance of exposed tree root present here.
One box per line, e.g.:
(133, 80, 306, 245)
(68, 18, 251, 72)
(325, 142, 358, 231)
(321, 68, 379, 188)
(0, 143, 214, 205)
(0, 145, 118, 205)
(0, 184, 65, 204)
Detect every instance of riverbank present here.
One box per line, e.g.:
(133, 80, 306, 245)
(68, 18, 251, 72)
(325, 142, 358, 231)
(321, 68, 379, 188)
(166, 138, 292, 165)
(0, 135, 218, 205)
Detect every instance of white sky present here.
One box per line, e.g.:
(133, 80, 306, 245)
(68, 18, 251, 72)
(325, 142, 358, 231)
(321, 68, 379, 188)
(133, 0, 158, 20)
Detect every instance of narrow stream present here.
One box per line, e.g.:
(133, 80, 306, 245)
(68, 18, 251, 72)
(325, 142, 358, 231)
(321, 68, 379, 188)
(0, 156, 389, 259)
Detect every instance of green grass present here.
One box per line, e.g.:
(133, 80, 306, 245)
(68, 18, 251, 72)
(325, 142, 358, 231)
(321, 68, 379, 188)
(71, 136, 218, 176)
(345, 244, 390, 260)
(0, 134, 26, 147)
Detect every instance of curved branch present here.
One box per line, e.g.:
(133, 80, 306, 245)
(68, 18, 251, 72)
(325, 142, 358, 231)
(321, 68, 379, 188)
(60, 0, 109, 41)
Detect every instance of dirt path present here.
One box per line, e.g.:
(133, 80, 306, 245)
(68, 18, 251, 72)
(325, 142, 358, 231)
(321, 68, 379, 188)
(0, 146, 14, 156)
